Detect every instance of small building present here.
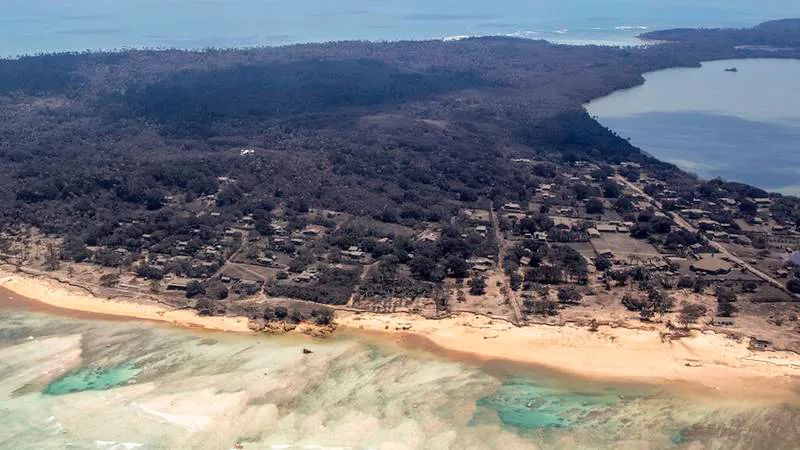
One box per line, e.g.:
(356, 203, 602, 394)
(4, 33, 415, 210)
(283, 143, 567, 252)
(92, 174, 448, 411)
(467, 257, 494, 266)
(587, 228, 601, 239)
(712, 316, 735, 327)
(417, 230, 439, 243)
(471, 263, 492, 272)
(301, 225, 326, 237)
(753, 197, 773, 206)
(166, 278, 191, 291)
(596, 224, 618, 233)
(597, 249, 614, 259)
(690, 256, 733, 275)
(749, 338, 771, 351)
(681, 208, 708, 219)
(294, 272, 317, 283)
(502, 202, 523, 213)
(341, 247, 366, 262)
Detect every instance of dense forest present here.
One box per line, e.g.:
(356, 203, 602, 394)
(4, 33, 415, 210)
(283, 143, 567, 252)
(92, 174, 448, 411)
(1, 20, 799, 310)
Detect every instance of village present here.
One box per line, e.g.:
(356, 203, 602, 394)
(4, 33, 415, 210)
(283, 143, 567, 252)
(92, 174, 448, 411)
(2, 155, 800, 351)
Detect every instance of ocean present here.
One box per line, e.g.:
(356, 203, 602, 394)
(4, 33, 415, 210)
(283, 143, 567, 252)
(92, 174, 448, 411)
(2, 304, 799, 449)
(586, 59, 800, 195)
(3, 0, 800, 57)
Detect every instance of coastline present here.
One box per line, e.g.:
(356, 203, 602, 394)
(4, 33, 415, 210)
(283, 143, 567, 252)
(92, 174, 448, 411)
(0, 269, 251, 333)
(337, 310, 800, 399)
(3, 267, 800, 398)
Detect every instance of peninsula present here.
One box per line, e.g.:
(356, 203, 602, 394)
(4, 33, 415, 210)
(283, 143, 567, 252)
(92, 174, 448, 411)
(2, 19, 800, 393)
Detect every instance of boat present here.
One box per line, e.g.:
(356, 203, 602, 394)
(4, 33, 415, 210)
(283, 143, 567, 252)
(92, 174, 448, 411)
(724, 67, 738, 72)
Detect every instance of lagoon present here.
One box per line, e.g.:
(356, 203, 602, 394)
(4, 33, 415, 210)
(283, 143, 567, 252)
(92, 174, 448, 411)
(586, 58, 800, 195)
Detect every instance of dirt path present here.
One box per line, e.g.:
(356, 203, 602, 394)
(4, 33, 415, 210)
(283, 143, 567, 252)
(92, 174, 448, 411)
(490, 201, 524, 325)
(615, 175, 791, 295)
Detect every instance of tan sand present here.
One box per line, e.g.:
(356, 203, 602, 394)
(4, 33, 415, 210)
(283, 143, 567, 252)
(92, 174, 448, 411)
(337, 311, 800, 398)
(4, 267, 800, 397)
(0, 270, 251, 333)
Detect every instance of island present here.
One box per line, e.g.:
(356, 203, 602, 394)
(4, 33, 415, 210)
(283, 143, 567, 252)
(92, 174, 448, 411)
(2, 19, 800, 392)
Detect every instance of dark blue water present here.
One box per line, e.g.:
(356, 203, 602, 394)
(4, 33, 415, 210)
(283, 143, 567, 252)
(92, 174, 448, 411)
(3, 0, 800, 56)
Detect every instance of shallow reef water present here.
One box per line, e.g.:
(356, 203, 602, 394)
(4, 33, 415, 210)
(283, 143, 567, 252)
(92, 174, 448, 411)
(1, 306, 799, 449)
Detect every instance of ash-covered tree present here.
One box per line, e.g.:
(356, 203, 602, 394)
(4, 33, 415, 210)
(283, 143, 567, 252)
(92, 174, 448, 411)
(61, 235, 90, 262)
(186, 280, 205, 298)
(717, 301, 737, 317)
(586, 197, 604, 214)
(678, 303, 707, 329)
(557, 286, 582, 304)
(469, 274, 486, 295)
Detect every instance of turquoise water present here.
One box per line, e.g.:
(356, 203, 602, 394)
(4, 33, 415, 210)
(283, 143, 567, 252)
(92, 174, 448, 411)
(2, 305, 800, 448)
(476, 378, 620, 429)
(44, 363, 140, 395)
(586, 59, 800, 195)
(3, 0, 800, 56)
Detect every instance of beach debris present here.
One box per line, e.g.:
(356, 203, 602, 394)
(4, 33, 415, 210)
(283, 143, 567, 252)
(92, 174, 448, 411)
(302, 348, 313, 354)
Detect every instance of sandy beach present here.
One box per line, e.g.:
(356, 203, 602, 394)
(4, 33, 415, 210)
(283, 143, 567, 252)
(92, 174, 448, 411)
(337, 310, 800, 398)
(3, 266, 800, 398)
(0, 269, 251, 333)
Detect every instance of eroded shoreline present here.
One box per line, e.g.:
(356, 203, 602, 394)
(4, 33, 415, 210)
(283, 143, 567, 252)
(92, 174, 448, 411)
(2, 268, 800, 400)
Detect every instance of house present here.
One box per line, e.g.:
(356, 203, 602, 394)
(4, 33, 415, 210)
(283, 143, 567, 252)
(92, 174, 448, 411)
(533, 231, 548, 242)
(689, 243, 704, 252)
(467, 257, 494, 266)
(166, 278, 192, 291)
(752, 198, 773, 206)
(697, 219, 720, 230)
(681, 208, 707, 219)
(519, 256, 532, 266)
(301, 225, 326, 238)
(708, 231, 729, 240)
(341, 246, 366, 262)
(749, 338, 771, 351)
(587, 228, 601, 239)
(596, 224, 617, 233)
(475, 225, 488, 235)
(417, 230, 439, 243)
(597, 249, 614, 259)
(294, 272, 317, 283)
(712, 316, 735, 327)
(471, 263, 492, 272)
(502, 202, 523, 213)
(690, 256, 732, 275)
(257, 256, 275, 266)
